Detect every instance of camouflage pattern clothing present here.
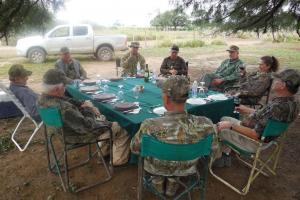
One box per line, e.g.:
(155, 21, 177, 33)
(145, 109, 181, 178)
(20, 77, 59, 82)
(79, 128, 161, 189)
(237, 72, 272, 105)
(201, 58, 244, 90)
(121, 52, 146, 76)
(160, 56, 187, 77)
(55, 58, 87, 81)
(131, 111, 215, 176)
(241, 96, 299, 137)
(39, 94, 110, 143)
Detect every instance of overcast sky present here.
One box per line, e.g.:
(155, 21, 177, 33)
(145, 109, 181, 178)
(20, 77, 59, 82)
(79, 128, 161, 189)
(56, 0, 174, 27)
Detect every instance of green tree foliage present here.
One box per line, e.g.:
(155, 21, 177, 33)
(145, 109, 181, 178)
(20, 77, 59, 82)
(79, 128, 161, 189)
(0, 0, 64, 45)
(173, 0, 300, 38)
(151, 9, 190, 30)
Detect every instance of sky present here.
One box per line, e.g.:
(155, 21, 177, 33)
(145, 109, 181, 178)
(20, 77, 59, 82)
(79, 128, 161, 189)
(56, 0, 174, 27)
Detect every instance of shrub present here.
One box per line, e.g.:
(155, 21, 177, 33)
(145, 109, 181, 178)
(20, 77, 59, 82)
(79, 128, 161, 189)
(210, 39, 226, 45)
(159, 40, 173, 47)
(179, 40, 205, 48)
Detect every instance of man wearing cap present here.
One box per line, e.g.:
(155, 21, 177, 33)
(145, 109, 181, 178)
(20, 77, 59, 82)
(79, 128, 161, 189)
(160, 45, 187, 77)
(39, 69, 130, 166)
(121, 42, 146, 76)
(55, 47, 87, 82)
(131, 76, 216, 196)
(8, 64, 41, 122)
(201, 45, 244, 91)
(215, 69, 300, 166)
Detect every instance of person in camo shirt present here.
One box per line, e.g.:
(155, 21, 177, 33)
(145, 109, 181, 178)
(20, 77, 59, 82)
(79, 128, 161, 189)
(55, 47, 87, 82)
(200, 45, 244, 91)
(121, 42, 146, 76)
(215, 69, 300, 167)
(130, 76, 216, 196)
(38, 69, 130, 166)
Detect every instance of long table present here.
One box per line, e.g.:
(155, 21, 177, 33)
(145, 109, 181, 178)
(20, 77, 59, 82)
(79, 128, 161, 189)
(66, 78, 235, 138)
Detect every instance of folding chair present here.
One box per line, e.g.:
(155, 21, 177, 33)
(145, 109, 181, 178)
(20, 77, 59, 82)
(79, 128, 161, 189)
(137, 134, 213, 200)
(0, 82, 43, 151)
(38, 107, 113, 193)
(209, 119, 289, 195)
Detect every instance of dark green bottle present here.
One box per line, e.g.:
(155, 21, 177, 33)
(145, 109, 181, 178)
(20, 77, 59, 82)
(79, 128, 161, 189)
(144, 64, 149, 82)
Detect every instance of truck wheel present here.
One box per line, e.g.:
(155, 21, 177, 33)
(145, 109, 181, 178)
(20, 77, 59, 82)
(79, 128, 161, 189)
(28, 48, 46, 63)
(96, 46, 114, 61)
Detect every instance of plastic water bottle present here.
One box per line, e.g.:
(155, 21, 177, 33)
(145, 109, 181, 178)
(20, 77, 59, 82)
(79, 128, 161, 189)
(136, 62, 141, 76)
(192, 80, 198, 98)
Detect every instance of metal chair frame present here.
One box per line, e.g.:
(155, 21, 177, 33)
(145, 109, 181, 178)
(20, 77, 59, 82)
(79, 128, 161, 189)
(39, 107, 113, 193)
(209, 119, 289, 195)
(0, 82, 43, 151)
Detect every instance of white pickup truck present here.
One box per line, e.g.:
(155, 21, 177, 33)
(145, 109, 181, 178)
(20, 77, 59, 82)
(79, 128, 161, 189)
(16, 24, 128, 63)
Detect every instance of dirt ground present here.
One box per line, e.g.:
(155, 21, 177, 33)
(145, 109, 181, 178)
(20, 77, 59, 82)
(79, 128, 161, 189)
(1, 46, 300, 200)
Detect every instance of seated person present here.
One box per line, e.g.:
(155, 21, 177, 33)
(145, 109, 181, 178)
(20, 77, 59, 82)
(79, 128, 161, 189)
(8, 64, 41, 122)
(121, 42, 146, 76)
(130, 76, 216, 196)
(160, 45, 187, 77)
(200, 45, 244, 91)
(231, 56, 279, 105)
(55, 47, 87, 82)
(39, 69, 130, 166)
(216, 69, 300, 166)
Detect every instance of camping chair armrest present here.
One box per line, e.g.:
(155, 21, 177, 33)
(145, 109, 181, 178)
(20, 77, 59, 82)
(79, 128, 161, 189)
(221, 130, 261, 145)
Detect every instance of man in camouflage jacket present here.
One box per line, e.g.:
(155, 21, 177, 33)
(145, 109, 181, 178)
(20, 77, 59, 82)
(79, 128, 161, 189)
(201, 45, 244, 91)
(39, 69, 130, 165)
(130, 76, 216, 196)
(121, 42, 146, 76)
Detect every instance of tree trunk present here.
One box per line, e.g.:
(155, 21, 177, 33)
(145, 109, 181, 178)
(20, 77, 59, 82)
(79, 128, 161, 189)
(4, 33, 8, 45)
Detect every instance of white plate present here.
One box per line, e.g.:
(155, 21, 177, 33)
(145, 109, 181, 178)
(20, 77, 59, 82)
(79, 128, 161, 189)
(186, 98, 206, 105)
(153, 106, 167, 115)
(207, 94, 228, 101)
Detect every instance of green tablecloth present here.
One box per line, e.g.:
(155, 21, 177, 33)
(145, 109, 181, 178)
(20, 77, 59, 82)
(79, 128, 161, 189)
(66, 78, 235, 138)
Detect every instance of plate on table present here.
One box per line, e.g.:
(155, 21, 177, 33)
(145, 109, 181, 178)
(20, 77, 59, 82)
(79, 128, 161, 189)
(153, 106, 167, 115)
(92, 93, 116, 101)
(207, 94, 228, 101)
(186, 98, 206, 105)
(114, 102, 138, 111)
(80, 86, 99, 92)
(82, 80, 96, 86)
(109, 77, 123, 82)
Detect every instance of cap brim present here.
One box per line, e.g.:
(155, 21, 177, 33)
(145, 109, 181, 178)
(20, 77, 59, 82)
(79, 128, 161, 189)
(226, 49, 237, 52)
(171, 50, 179, 53)
(129, 45, 140, 48)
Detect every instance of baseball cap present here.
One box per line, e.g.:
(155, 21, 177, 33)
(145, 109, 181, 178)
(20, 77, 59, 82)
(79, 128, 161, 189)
(171, 45, 179, 53)
(129, 42, 140, 48)
(162, 75, 189, 103)
(60, 46, 70, 54)
(272, 69, 300, 94)
(43, 69, 70, 85)
(226, 45, 239, 52)
(8, 64, 32, 79)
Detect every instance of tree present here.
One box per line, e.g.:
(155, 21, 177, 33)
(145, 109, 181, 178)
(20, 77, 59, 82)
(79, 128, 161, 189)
(151, 9, 190, 30)
(172, 0, 300, 38)
(0, 0, 64, 45)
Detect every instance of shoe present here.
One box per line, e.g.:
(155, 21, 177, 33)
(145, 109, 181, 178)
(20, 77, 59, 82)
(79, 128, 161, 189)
(165, 178, 179, 197)
(151, 177, 164, 194)
(223, 154, 232, 167)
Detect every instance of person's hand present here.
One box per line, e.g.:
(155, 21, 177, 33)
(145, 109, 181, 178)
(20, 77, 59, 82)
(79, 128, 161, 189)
(81, 100, 93, 108)
(91, 107, 101, 116)
(211, 78, 224, 86)
(235, 105, 254, 114)
(217, 121, 232, 131)
(169, 69, 178, 75)
(240, 69, 246, 77)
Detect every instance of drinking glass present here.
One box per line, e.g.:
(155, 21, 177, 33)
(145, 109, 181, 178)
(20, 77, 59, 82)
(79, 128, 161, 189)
(233, 97, 241, 113)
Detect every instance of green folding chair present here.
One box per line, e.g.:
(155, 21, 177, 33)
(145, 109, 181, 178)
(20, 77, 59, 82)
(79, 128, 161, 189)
(209, 119, 289, 195)
(138, 134, 213, 200)
(38, 107, 113, 193)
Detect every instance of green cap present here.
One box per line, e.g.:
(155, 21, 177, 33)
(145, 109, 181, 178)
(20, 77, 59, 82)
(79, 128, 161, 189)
(272, 69, 300, 94)
(8, 64, 32, 79)
(43, 69, 70, 85)
(226, 45, 239, 52)
(60, 46, 70, 53)
(162, 75, 189, 103)
(129, 42, 140, 48)
(171, 44, 179, 52)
